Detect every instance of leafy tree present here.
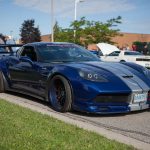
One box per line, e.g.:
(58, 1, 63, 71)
(53, 21, 74, 43)
(0, 33, 6, 44)
(54, 16, 122, 47)
(20, 19, 41, 44)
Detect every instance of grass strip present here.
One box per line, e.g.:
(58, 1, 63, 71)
(0, 99, 135, 150)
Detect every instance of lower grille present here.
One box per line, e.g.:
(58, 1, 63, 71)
(136, 58, 150, 61)
(94, 93, 131, 103)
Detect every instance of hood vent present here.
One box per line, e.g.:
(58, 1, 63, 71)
(122, 75, 133, 78)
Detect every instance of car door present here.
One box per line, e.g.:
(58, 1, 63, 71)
(9, 45, 45, 97)
(101, 51, 120, 62)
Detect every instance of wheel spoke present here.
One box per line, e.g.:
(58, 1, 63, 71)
(54, 79, 66, 106)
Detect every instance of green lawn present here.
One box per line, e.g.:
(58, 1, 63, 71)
(0, 99, 135, 150)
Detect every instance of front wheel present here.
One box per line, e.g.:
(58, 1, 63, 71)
(49, 75, 72, 112)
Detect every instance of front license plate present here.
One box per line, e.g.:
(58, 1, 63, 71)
(134, 93, 147, 103)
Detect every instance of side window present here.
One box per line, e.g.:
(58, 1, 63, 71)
(21, 46, 37, 61)
(108, 51, 120, 56)
(98, 50, 103, 56)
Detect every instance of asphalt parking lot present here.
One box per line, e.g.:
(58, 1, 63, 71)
(72, 109, 150, 144)
(0, 92, 150, 150)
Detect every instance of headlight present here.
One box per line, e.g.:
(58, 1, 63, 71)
(79, 71, 108, 82)
(143, 68, 150, 78)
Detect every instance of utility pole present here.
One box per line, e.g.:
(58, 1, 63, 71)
(51, 0, 54, 42)
(74, 0, 84, 41)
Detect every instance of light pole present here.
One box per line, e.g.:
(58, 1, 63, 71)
(74, 0, 84, 41)
(10, 30, 13, 39)
(51, 0, 54, 42)
(74, 0, 84, 21)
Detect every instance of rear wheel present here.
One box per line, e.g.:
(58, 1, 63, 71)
(49, 75, 72, 112)
(0, 72, 5, 93)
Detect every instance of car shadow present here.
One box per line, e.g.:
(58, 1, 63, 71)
(5, 91, 150, 118)
(71, 107, 150, 118)
(6, 91, 49, 106)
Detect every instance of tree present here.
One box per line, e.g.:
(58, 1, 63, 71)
(20, 19, 41, 44)
(53, 21, 74, 43)
(0, 33, 6, 44)
(54, 16, 122, 47)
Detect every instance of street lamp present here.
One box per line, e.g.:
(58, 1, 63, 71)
(74, 0, 84, 21)
(51, 0, 54, 42)
(74, 0, 84, 40)
(10, 30, 13, 39)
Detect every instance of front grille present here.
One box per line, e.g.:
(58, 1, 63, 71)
(94, 93, 131, 103)
(136, 58, 150, 61)
(146, 67, 150, 70)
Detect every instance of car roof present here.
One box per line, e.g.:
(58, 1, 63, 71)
(24, 42, 73, 46)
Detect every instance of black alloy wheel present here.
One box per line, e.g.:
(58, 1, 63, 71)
(49, 75, 72, 112)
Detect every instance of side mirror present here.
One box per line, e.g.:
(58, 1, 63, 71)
(19, 56, 33, 66)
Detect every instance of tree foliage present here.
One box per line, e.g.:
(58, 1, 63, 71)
(54, 16, 122, 46)
(20, 19, 41, 44)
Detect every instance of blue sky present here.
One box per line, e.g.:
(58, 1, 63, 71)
(0, 0, 150, 40)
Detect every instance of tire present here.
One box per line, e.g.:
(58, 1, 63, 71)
(120, 60, 126, 62)
(49, 75, 72, 112)
(0, 72, 5, 93)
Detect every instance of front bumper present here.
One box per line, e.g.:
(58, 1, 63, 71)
(73, 92, 150, 114)
(129, 102, 149, 111)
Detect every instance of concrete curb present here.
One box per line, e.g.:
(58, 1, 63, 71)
(0, 93, 150, 150)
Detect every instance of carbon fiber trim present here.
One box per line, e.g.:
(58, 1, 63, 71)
(94, 93, 132, 103)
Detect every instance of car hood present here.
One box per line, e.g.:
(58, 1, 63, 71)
(65, 61, 150, 91)
(66, 61, 134, 76)
(97, 43, 120, 55)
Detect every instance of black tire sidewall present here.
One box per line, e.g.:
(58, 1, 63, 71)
(49, 75, 72, 112)
(0, 71, 5, 93)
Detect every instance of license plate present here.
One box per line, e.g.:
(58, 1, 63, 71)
(134, 93, 147, 103)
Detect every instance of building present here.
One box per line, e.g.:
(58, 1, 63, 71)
(112, 32, 150, 49)
(41, 34, 51, 42)
(41, 32, 150, 50)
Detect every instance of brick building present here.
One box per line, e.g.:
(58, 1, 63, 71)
(112, 32, 150, 49)
(41, 34, 51, 42)
(41, 32, 150, 50)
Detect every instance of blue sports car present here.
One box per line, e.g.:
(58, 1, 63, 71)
(0, 42, 150, 114)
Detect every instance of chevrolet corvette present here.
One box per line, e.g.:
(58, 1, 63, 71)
(0, 42, 150, 114)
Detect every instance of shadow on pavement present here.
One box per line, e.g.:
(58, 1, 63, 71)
(5, 91, 150, 118)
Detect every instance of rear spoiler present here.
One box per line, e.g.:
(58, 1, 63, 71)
(0, 44, 23, 54)
(0, 44, 23, 47)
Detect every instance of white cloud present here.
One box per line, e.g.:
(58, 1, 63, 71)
(79, 0, 136, 15)
(14, 0, 51, 13)
(13, 0, 136, 17)
(120, 19, 150, 34)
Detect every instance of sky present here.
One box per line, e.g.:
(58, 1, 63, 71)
(0, 0, 150, 40)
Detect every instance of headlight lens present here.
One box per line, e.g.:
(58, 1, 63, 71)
(143, 68, 150, 78)
(79, 71, 108, 82)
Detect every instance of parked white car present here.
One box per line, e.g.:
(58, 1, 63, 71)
(100, 50, 150, 69)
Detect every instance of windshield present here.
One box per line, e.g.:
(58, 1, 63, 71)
(37, 44, 100, 62)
